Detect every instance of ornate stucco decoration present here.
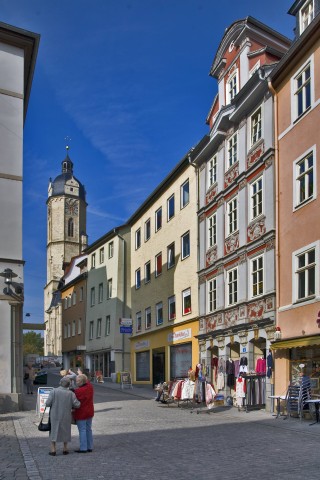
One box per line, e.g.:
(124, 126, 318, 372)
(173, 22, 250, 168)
(248, 299, 265, 321)
(247, 216, 266, 242)
(225, 308, 238, 327)
(216, 335, 225, 350)
(239, 178, 247, 190)
(206, 245, 218, 266)
(246, 141, 264, 169)
(265, 325, 276, 341)
(206, 316, 217, 332)
(224, 162, 239, 188)
(206, 184, 218, 205)
(225, 232, 239, 254)
(238, 330, 248, 345)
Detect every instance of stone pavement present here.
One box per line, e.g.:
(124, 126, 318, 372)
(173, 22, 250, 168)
(1, 373, 320, 479)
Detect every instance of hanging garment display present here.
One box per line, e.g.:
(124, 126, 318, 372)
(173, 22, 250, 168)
(217, 372, 225, 391)
(236, 377, 246, 407)
(226, 359, 235, 388)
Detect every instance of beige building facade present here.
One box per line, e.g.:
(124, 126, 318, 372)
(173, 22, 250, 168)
(270, 1, 320, 395)
(129, 143, 206, 386)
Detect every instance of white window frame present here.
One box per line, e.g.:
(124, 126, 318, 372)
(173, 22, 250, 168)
(294, 147, 316, 209)
(99, 247, 104, 264)
(135, 228, 141, 250)
(89, 321, 94, 340)
(226, 69, 239, 104)
(291, 57, 313, 122)
(135, 268, 141, 289)
(98, 283, 103, 303)
(145, 307, 151, 329)
(90, 287, 95, 307)
(181, 179, 190, 209)
(182, 288, 191, 316)
(155, 207, 162, 232)
(226, 132, 238, 170)
(144, 261, 151, 284)
(208, 155, 217, 189)
(167, 194, 175, 221)
(181, 231, 190, 260)
(136, 311, 142, 332)
(250, 254, 264, 298)
(207, 278, 217, 313)
(300, 0, 314, 33)
(249, 176, 263, 221)
(72, 320, 76, 336)
(226, 196, 238, 236)
(67, 323, 71, 338)
(78, 318, 82, 335)
(156, 302, 163, 326)
(167, 242, 175, 269)
(108, 241, 114, 259)
(292, 241, 319, 304)
(168, 295, 176, 321)
(105, 315, 110, 336)
(226, 267, 238, 306)
(250, 106, 262, 147)
(145, 218, 151, 241)
(97, 318, 102, 338)
(91, 253, 96, 269)
(107, 279, 112, 299)
(207, 213, 217, 249)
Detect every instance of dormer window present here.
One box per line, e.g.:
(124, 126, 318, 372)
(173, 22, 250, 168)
(226, 70, 238, 104)
(300, 0, 314, 33)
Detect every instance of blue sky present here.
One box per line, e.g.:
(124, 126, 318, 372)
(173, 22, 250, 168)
(1, 0, 294, 326)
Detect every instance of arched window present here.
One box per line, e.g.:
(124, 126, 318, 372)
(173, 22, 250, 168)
(68, 218, 74, 237)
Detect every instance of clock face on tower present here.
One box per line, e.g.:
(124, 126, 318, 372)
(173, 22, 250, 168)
(65, 199, 78, 216)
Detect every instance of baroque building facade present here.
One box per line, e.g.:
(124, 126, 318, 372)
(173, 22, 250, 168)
(192, 17, 290, 409)
(44, 151, 87, 356)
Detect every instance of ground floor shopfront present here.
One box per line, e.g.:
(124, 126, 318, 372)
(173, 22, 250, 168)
(62, 349, 86, 370)
(130, 320, 199, 386)
(85, 348, 130, 378)
(271, 335, 320, 399)
(197, 318, 276, 411)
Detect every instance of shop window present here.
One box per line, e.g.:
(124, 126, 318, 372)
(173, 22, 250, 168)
(170, 343, 192, 380)
(136, 351, 150, 381)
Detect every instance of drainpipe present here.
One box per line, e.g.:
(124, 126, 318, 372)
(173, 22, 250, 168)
(267, 78, 280, 330)
(114, 229, 126, 371)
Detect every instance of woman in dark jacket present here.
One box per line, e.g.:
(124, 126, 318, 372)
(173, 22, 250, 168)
(74, 374, 94, 453)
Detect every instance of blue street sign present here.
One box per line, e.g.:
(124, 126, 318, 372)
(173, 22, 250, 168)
(120, 326, 132, 334)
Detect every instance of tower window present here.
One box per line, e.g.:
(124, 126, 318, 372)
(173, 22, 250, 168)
(68, 218, 74, 237)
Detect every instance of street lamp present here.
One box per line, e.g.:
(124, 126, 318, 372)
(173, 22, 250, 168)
(0, 268, 18, 285)
(0, 268, 23, 299)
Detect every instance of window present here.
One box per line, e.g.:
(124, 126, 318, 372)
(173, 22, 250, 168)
(79, 287, 83, 302)
(67, 295, 71, 308)
(208, 278, 217, 313)
(182, 288, 191, 315)
(227, 267, 238, 306)
(167, 194, 175, 221)
(181, 232, 190, 260)
(64, 324, 67, 339)
(91, 253, 96, 268)
(68, 218, 74, 237)
(90, 287, 95, 306)
(295, 247, 315, 301)
(105, 316, 110, 336)
(251, 107, 262, 146)
(251, 255, 264, 297)
(294, 62, 311, 118)
(227, 133, 237, 169)
(300, 0, 314, 33)
(155, 207, 162, 232)
(168, 295, 176, 321)
(181, 180, 189, 208)
(208, 214, 216, 248)
(64, 298, 68, 310)
(227, 71, 238, 103)
(145, 307, 151, 329)
(295, 151, 314, 207)
(135, 228, 141, 249)
(97, 318, 102, 338)
(107, 279, 112, 299)
(136, 311, 142, 332)
(72, 291, 76, 305)
(67, 323, 71, 338)
(78, 318, 82, 335)
(108, 242, 114, 258)
(99, 248, 104, 264)
(155, 253, 162, 277)
(208, 155, 217, 188)
(167, 243, 175, 269)
(89, 321, 94, 340)
(72, 320, 76, 336)
(98, 283, 103, 303)
(145, 218, 151, 241)
(226, 196, 238, 235)
(156, 302, 163, 326)
(135, 268, 141, 289)
(145, 261, 151, 283)
(250, 177, 263, 220)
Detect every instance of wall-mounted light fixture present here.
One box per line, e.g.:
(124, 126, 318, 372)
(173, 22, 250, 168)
(0, 268, 24, 299)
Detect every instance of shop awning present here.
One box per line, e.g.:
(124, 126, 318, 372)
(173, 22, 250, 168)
(270, 335, 320, 350)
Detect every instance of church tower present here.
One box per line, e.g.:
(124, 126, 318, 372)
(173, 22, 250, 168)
(44, 147, 87, 356)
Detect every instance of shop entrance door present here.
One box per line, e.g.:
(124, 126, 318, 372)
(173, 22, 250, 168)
(152, 352, 165, 385)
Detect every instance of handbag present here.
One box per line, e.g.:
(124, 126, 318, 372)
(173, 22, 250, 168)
(38, 410, 51, 432)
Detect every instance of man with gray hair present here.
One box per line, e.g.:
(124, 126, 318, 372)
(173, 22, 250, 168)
(45, 376, 81, 456)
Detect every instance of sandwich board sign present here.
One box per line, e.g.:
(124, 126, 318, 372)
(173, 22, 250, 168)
(37, 387, 53, 416)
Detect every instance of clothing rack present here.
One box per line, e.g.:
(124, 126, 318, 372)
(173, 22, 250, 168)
(243, 374, 266, 412)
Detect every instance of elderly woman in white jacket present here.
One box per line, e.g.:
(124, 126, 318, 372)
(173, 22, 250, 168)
(45, 376, 80, 456)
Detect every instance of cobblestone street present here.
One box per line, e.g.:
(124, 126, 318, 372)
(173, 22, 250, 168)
(1, 373, 320, 480)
